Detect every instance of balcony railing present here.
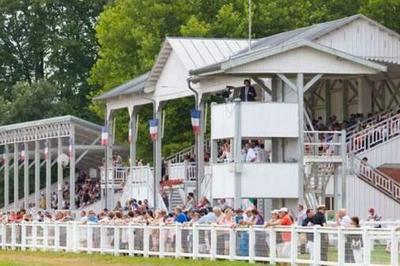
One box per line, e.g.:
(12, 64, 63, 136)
(167, 162, 197, 181)
(304, 131, 346, 159)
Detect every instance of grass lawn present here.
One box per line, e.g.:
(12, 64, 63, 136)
(0, 250, 254, 266)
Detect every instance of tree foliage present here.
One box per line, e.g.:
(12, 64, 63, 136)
(0, 0, 107, 122)
(90, 0, 400, 162)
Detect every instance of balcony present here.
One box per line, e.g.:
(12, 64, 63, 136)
(211, 162, 299, 198)
(211, 102, 299, 139)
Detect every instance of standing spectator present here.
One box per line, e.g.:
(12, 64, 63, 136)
(296, 204, 307, 254)
(245, 143, 257, 162)
(336, 208, 351, 227)
(347, 217, 363, 263)
(302, 209, 316, 258)
(367, 208, 382, 228)
(240, 79, 257, 102)
(312, 205, 328, 262)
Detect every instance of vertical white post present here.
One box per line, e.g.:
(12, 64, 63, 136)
(143, 225, 149, 258)
(34, 141, 40, 208)
(113, 227, 120, 256)
(192, 224, 199, 260)
(391, 228, 399, 266)
(46, 140, 51, 209)
(23, 142, 29, 208)
(87, 225, 93, 254)
(74, 223, 79, 253)
(69, 126, 75, 210)
(229, 227, 236, 260)
(100, 225, 105, 254)
(297, 73, 305, 205)
(54, 223, 60, 252)
(11, 223, 16, 250)
(248, 226, 255, 263)
(210, 225, 217, 260)
(128, 225, 134, 256)
(337, 227, 344, 265)
(13, 143, 19, 209)
(290, 226, 298, 265)
(159, 225, 165, 258)
(57, 137, 63, 210)
(363, 227, 371, 265)
(1, 224, 5, 249)
(4, 144, 9, 209)
(175, 224, 182, 258)
(269, 228, 276, 264)
(233, 98, 242, 209)
(313, 227, 321, 266)
(21, 223, 26, 251)
(32, 223, 37, 251)
(43, 223, 49, 250)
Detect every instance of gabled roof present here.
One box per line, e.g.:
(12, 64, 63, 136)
(94, 72, 149, 101)
(144, 37, 251, 92)
(191, 14, 397, 76)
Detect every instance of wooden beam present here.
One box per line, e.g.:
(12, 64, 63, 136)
(304, 74, 323, 93)
(277, 74, 297, 92)
(252, 77, 272, 96)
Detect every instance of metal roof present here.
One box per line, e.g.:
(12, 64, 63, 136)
(191, 14, 398, 76)
(144, 37, 252, 92)
(94, 72, 149, 101)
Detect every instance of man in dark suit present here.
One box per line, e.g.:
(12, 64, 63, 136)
(240, 79, 257, 101)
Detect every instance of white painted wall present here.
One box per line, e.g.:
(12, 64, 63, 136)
(346, 174, 400, 220)
(358, 135, 400, 167)
(211, 102, 299, 139)
(212, 163, 299, 199)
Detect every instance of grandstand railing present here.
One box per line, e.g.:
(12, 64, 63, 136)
(351, 157, 400, 203)
(0, 223, 399, 265)
(304, 131, 346, 160)
(168, 162, 197, 181)
(347, 112, 400, 154)
(346, 107, 400, 140)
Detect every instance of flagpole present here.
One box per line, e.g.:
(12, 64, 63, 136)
(248, 0, 252, 51)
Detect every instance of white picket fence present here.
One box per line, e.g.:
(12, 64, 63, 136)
(0, 222, 399, 265)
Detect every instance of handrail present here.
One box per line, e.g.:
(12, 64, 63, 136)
(346, 106, 400, 138)
(351, 156, 400, 202)
(347, 112, 400, 154)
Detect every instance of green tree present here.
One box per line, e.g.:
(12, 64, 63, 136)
(0, 0, 106, 122)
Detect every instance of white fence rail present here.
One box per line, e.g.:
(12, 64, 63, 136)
(1, 222, 399, 265)
(304, 130, 346, 159)
(168, 162, 197, 181)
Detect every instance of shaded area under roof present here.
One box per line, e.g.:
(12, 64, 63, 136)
(94, 72, 149, 101)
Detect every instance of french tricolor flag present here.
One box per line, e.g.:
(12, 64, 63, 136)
(191, 109, 201, 135)
(101, 126, 109, 146)
(148, 119, 159, 142)
(44, 141, 49, 160)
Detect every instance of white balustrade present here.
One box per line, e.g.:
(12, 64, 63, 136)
(0, 222, 399, 265)
(352, 157, 400, 202)
(347, 113, 400, 154)
(168, 162, 197, 181)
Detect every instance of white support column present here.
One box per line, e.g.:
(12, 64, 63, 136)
(69, 127, 76, 210)
(129, 108, 138, 167)
(104, 112, 114, 210)
(13, 143, 19, 209)
(4, 145, 9, 209)
(34, 141, 40, 208)
(23, 142, 29, 208)
(195, 98, 205, 200)
(57, 137, 63, 210)
(297, 73, 305, 205)
(46, 140, 51, 209)
(153, 102, 163, 209)
(233, 98, 242, 209)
